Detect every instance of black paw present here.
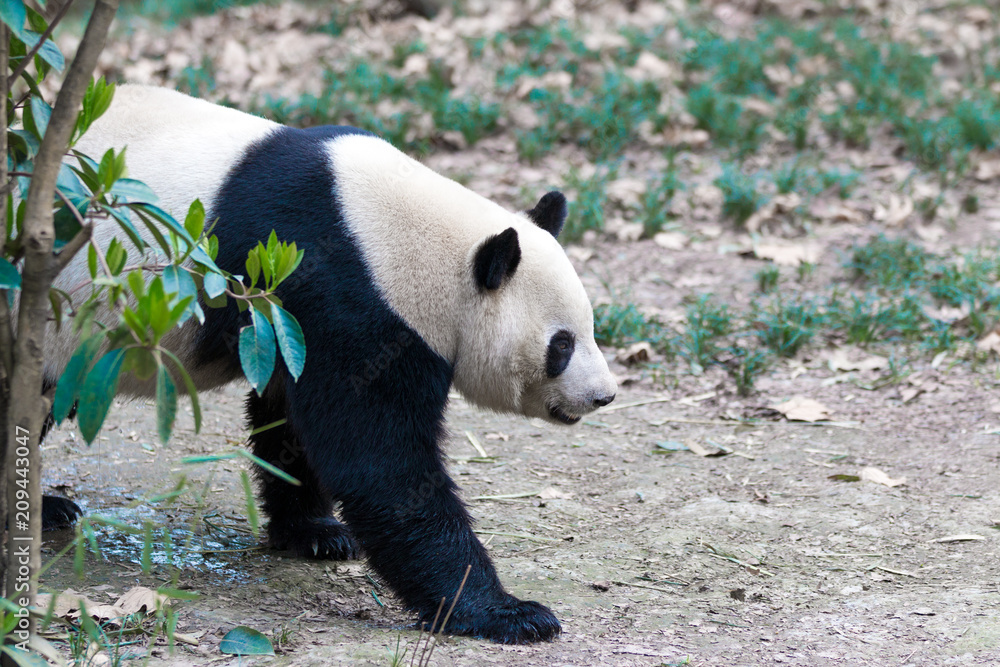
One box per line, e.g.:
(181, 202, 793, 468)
(426, 597, 561, 644)
(268, 517, 359, 560)
(42, 495, 82, 531)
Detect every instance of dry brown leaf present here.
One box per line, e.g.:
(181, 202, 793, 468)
(874, 194, 914, 227)
(116, 587, 169, 616)
(914, 225, 945, 243)
(662, 126, 710, 148)
(615, 342, 654, 366)
(860, 467, 906, 488)
(899, 386, 923, 404)
(975, 158, 1000, 181)
(826, 348, 888, 372)
(811, 201, 864, 223)
(754, 240, 821, 266)
(976, 331, 1000, 355)
(685, 440, 727, 457)
(606, 178, 646, 207)
(615, 222, 644, 243)
(565, 246, 594, 263)
(537, 487, 573, 500)
(770, 396, 831, 422)
(652, 231, 687, 250)
(624, 51, 677, 82)
(925, 303, 970, 323)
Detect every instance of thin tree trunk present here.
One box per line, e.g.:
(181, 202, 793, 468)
(4, 0, 118, 644)
(0, 19, 9, 604)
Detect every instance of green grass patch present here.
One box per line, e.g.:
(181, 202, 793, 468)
(715, 163, 768, 226)
(607, 236, 1000, 396)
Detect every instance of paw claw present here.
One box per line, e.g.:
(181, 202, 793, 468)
(267, 517, 359, 561)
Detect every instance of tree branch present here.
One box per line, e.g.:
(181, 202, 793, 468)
(0, 19, 11, 380)
(6, 0, 77, 89)
(53, 222, 93, 273)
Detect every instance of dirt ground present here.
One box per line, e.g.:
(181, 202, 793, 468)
(39, 231, 1000, 667)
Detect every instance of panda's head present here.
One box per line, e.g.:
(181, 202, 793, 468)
(455, 191, 617, 425)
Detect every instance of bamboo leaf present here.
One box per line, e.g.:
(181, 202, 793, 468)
(235, 449, 301, 486)
(160, 348, 202, 433)
(156, 364, 177, 443)
(240, 471, 260, 538)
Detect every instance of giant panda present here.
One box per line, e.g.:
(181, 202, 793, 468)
(40, 85, 617, 644)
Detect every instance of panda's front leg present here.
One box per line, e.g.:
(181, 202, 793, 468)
(337, 467, 561, 644)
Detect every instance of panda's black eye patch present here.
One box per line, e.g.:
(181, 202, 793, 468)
(546, 330, 575, 378)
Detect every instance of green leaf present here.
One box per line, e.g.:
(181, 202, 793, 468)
(104, 204, 146, 250)
(20, 30, 63, 71)
(160, 348, 202, 434)
(239, 470, 259, 537)
(0, 0, 26, 38)
(77, 349, 126, 444)
(239, 307, 276, 392)
(203, 271, 226, 299)
(271, 305, 306, 381)
(140, 521, 154, 573)
(0, 257, 20, 289)
(98, 148, 116, 191)
(181, 452, 238, 465)
(184, 199, 205, 240)
(131, 203, 196, 250)
(156, 364, 177, 443)
(87, 244, 98, 279)
(190, 244, 222, 274)
(124, 347, 157, 381)
(53, 336, 102, 423)
(235, 448, 301, 486)
(219, 626, 275, 656)
(8, 128, 39, 159)
(110, 178, 158, 203)
(28, 95, 51, 139)
(245, 250, 260, 289)
(162, 265, 199, 325)
(155, 586, 201, 601)
(106, 238, 128, 275)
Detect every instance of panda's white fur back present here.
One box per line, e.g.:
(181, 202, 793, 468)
(75, 86, 278, 217)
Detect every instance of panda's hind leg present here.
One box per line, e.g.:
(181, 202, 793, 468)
(246, 383, 358, 560)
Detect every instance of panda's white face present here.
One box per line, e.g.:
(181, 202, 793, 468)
(329, 134, 616, 424)
(463, 225, 617, 424)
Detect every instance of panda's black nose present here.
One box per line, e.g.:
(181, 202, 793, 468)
(592, 393, 616, 408)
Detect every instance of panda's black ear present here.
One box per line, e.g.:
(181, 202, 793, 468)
(474, 227, 521, 291)
(525, 191, 567, 238)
